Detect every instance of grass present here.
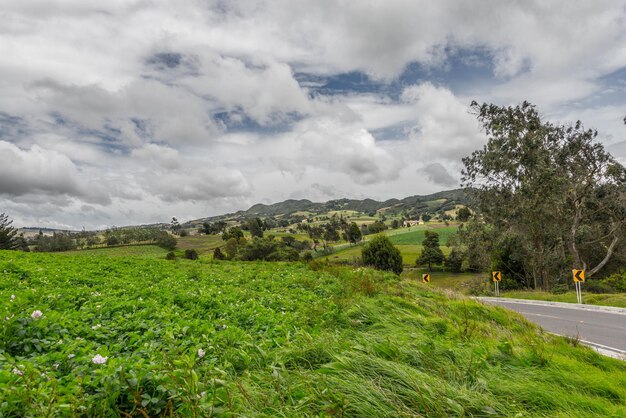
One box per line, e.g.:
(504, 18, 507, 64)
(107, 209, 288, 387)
(320, 226, 457, 266)
(1, 250, 625, 416)
(405, 271, 626, 309)
(501, 291, 626, 308)
(387, 226, 457, 245)
(65, 244, 168, 258)
(176, 234, 228, 254)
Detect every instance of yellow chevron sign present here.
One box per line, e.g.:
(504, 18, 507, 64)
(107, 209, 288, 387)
(492, 271, 502, 282)
(422, 273, 431, 283)
(573, 269, 585, 283)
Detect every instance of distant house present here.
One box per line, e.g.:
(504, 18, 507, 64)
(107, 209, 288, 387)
(403, 220, 422, 227)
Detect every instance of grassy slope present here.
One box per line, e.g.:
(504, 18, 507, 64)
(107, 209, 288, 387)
(320, 225, 457, 265)
(1, 250, 625, 416)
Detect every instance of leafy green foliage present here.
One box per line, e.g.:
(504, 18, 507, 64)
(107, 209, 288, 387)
(213, 247, 225, 260)
(456, 206, 471, 222)
(417, 231, 445, 270)
(463, 101, 626, 287)
(367, 220, 387, 234)
(155, 231, 177, 251)
(1, 251, 625, 416)
(32, 232, 78, 252)
(246, 218, 264, 238)
(183, 249, 199, 260)
(347, 222, 362, 244)
(222, 226, 244, 242)
(361, 235, 403, 275)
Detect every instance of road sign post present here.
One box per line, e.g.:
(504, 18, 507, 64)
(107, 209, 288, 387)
(492, 271, 502, 297)
(422, 273, 430, 284)
(572, 269, 585, 304)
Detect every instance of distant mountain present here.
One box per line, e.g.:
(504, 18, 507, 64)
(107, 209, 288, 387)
(185, 188, 474, 227)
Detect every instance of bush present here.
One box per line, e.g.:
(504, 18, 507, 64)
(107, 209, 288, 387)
(156, 231, 177, 251)
(165, 251, 176, 260)
(361, 235, 403, 275)
(213, 247, 225, 260)
(184, 249, 199, 260)
(301, 252, 313, 262)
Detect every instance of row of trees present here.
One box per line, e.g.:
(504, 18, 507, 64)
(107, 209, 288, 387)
(215, 235, 311, 262)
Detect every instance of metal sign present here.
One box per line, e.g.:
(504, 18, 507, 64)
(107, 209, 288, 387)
(572, 269, 585, 283)
(573, 269, 585, 304)
(492, 271, 502, 282)
(422, 273, 430, 283)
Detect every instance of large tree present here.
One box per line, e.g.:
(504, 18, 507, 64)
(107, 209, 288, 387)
(0, 213, 18, 250)
(462, 101, 625, 289)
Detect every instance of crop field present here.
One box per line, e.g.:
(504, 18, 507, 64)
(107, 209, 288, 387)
(65, 245, 169, 258)
(1, 250, 625, 417)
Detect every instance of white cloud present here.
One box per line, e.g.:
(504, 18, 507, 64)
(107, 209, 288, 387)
(0, 1, 625, 228)
(402, 83, 484, 161)
(0, 140, 110, 204)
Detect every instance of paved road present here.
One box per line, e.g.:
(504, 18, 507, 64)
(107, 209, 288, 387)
(479, 298, 626, 358)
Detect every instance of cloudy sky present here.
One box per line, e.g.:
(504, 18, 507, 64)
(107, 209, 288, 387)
(1, 1, 626, 229)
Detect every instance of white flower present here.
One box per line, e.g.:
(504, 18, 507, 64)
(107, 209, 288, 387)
(31, 310, 43, 319)
(221, 324, 228, 330)
(12, 367, 24, 376)
(53, 363, 60, 370)
(68, 354, 75, 359)
(91, 324, 102, 330)
(92, 354, 108, 364)
(10, 294, 15, 302)
(197, 348, 205, 358)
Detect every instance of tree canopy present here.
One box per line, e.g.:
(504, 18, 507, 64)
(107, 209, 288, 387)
(0, 213, 18, 250)
(361, 234, 403, 275)
(462, 101, 626, 289)
(417, 230, 445, 271)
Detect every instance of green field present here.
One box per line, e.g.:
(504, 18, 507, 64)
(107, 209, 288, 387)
(2, 250, 625, 416)
(387, 226, 457, 245)
(320, 226, 457, 265)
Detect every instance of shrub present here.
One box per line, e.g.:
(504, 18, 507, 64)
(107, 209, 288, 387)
(165, 251, 176, 260)
(156, 231, 177, 251)
(361, 235, 403, 275)
(184, 249, 199, 260)
(213, 247, 225, 260)
(301, 252, 313, 262)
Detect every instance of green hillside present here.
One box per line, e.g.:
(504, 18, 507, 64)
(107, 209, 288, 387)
(189, 188, 473, 226)
(1, 250, 625, 416)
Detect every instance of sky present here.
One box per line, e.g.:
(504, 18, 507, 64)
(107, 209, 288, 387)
(1, 0, 626, 230)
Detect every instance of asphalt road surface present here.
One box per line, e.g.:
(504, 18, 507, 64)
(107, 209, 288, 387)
(479, 298, 626, 358)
